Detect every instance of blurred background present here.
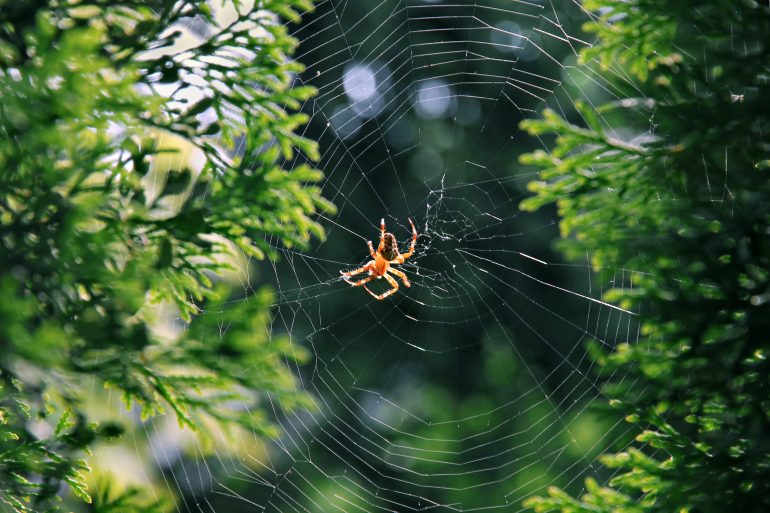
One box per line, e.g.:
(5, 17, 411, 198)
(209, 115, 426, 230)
(90, 1, 640, 511)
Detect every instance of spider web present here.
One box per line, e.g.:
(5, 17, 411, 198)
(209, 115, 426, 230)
(93, 1, 652, 511)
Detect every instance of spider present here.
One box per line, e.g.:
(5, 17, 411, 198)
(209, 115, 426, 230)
(340, 218, 418, 300)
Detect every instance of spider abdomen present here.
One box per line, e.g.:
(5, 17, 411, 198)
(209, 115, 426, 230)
(381, 233, 398, 261)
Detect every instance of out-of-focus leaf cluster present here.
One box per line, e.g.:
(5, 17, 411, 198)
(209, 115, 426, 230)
(1, 0, 330, 511)
(520, 1, 770, 512)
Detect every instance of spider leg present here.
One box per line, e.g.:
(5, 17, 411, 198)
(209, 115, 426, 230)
(346, 274, 377, 287)
(367, 240, 376, 259)
(340, 260, 374, 278)
(376, 218, 387, 253)
(364, 272, 399, 300)
(393, 218, 418, 263)
(388, 267, 411, 287)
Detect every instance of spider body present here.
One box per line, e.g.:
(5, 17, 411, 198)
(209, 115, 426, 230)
(340, 218, 417, 300)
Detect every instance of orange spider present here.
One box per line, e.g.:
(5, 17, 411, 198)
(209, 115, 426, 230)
(340, 218, 418, 300)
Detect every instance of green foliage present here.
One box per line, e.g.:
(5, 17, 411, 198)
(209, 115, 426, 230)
(0, 379, 99, 512)
(1, 0, 331, 511)
(88, 481, 168, 513)
(520, 1, 770, 512)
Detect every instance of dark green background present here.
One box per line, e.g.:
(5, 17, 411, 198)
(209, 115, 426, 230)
(174, 1, 636, 511)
